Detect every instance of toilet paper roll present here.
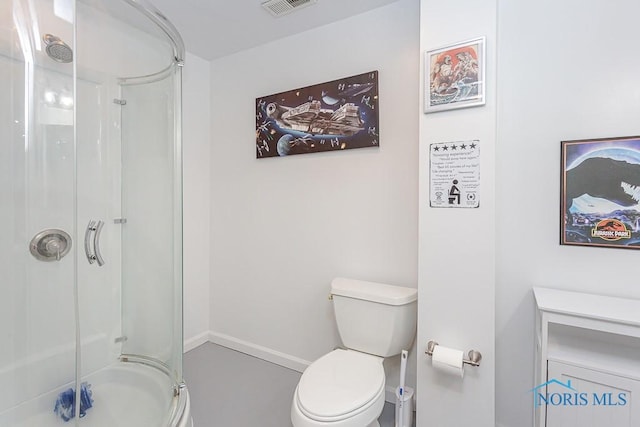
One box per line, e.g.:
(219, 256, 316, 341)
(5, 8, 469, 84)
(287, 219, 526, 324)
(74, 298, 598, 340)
(431, 345, 464, 378)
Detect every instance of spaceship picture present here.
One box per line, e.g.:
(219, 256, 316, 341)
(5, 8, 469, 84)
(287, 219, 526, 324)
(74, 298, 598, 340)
(256, 70, 379, 158)
(322, 82, 374, 106)
(266, 100, 364, 137)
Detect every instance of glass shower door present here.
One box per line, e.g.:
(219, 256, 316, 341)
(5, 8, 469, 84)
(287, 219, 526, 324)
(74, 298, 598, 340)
(73, 1, 184, 424)
(2, 0, 187, 424)
(73, 70, 122, 425)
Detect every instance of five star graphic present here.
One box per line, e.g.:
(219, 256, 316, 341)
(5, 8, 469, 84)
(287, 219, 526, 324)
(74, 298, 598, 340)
(432, 142, 478, 151)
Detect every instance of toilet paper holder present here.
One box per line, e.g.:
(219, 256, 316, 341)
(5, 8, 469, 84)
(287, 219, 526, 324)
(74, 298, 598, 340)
(425, 340, 482, 367)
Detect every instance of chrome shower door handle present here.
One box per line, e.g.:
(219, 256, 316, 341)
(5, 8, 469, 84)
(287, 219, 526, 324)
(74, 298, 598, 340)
(85, 220, 96, 264)
(84, 219, 105, 266)
(93, 220, 105, 266)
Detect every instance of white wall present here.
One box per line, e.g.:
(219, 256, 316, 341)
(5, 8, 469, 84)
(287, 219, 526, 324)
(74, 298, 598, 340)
(182, 51, 212, 349)
(208, 0, 419, 392)
(496, 1, 640, 426)
(417, 0, 496, 425)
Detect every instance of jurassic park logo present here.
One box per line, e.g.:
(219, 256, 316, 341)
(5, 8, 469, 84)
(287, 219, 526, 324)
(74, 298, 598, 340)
(591, 219, 632, 241)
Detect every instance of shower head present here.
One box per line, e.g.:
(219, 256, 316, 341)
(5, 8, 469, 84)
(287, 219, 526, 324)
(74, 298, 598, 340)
(43, 34, 73, 63)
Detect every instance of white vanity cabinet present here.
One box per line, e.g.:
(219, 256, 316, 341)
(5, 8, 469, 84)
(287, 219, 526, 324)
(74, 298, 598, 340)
(533, 287, 640, 427)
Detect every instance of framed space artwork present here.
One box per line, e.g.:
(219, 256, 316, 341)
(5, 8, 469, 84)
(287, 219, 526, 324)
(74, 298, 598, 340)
(255, 71, 379, 158)
(424, 37, 485, 113)
(561, 136, 640, 249)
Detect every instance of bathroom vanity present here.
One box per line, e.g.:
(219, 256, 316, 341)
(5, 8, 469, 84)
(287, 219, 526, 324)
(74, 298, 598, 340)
(533, 287, 640, 427)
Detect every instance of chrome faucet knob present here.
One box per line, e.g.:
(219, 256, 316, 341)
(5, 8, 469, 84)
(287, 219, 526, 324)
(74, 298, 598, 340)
(29, 229, 71, 262)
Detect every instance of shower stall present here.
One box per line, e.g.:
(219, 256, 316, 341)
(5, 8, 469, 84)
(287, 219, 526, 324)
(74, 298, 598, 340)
(0, 0, 190, 425)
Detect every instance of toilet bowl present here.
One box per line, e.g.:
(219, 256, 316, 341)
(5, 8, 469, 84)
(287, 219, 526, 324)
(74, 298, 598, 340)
(291, 349, 385, 427)
(291, 278, 417, 427)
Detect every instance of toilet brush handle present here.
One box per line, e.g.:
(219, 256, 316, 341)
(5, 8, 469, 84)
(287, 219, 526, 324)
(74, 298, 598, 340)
(399, 350, 408, 392)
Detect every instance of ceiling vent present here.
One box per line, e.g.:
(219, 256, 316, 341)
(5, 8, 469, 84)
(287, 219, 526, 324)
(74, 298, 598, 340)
(261, 0, 318, 17)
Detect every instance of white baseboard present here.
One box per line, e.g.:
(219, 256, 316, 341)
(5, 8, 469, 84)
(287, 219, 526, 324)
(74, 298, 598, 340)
(184, 331, 211, 353)
(208, 331, 312, 373)
(185, 330, 400, 404)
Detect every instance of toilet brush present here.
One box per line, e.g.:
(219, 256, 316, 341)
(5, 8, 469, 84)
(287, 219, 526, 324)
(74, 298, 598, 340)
(396, 350, 408, 427)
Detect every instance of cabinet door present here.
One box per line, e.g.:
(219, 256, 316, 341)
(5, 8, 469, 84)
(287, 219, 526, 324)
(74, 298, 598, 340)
(546, 361, 640, 427)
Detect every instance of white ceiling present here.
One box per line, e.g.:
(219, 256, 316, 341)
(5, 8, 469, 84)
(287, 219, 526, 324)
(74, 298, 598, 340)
(147, 0, 401, 60)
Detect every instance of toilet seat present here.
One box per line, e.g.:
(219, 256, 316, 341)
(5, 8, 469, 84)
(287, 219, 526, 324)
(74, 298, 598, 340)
(295, 349, 385, 423)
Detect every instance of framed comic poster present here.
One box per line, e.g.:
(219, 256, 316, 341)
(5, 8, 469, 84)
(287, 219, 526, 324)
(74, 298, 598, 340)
(561, 136, 640, 249)
(255, 71, 379, 158)
(424, 37, 485, 113)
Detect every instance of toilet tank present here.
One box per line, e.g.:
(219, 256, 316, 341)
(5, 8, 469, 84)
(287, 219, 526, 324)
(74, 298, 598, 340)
(330, 278, 417, 358)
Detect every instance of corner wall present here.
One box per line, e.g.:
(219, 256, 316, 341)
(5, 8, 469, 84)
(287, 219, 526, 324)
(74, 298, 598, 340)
(496, 0, 640, 425)
(183, 52, 212, 349)
(209, 0, 419, 392)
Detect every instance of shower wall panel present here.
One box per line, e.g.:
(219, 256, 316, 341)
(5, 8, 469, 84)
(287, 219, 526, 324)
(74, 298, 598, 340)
(0, 57, 77, 414)
(120, 77, 177, 365)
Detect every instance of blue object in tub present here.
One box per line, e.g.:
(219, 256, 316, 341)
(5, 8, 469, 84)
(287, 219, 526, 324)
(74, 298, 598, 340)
(54, 382, 94, 422)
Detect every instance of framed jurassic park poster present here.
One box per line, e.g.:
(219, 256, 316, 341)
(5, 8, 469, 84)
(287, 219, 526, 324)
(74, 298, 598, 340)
(561, 136, 640, 249)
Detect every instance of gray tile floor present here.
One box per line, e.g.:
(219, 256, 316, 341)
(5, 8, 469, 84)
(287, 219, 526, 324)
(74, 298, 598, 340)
(184, 343, 412, 427)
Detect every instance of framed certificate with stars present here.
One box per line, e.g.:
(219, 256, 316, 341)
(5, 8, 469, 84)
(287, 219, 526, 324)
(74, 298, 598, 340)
(429, 140, 480, 208)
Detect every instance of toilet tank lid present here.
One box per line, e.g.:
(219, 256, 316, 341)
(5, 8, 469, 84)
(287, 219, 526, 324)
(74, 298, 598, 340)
(331, 278, 417, 305)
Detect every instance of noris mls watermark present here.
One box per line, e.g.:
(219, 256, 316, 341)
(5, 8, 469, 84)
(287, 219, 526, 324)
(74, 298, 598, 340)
(531, 378, 627, 408)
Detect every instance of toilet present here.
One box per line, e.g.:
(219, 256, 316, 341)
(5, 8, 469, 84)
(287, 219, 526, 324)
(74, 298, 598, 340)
(291, 278, 417, 427)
